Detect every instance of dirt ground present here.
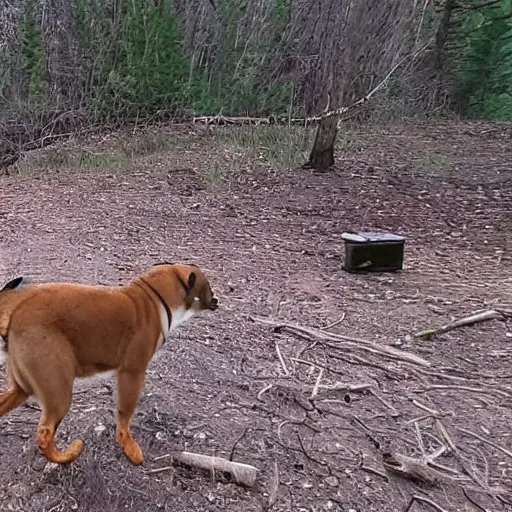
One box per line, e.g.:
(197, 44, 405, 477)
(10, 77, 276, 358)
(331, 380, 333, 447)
(0, 120, 511, 512)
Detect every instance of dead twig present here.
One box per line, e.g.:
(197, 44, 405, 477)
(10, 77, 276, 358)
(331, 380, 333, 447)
(297, 433, 327, 467)
(147, 451, 259, 487)
(251, 316, 431, 367)
(360, 464, 389, 481)
(435, 420, 488, 490)
(321, 312, 346, 330)
(414, 310, 503, 339)
(411, 400, 440, 416)
(456, 427, 512, 459)
(268, 461, 280, 507)
(275, 342, 290, 376)
(316, 382, 373, 393)
(369, 388, 400, 417)
(257, 383, 273, 401)
(462, 488, 488, 512)
(229, 427, 250, 461)
(310, 368, 324, 399)
(406, 494, 449, 512)
(351, 415, 382, 449)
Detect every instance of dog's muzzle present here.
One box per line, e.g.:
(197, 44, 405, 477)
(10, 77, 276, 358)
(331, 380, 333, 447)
(210, 297, 218, 310)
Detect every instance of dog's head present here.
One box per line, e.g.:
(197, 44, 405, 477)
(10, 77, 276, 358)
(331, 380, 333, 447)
(175, 264, 218, 312)
(145, 262, 218, 313)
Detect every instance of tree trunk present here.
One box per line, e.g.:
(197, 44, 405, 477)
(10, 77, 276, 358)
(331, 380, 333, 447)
(307, 115, 338, 170)
(434, 0, 456, 70)
(42, 0, 80, 107)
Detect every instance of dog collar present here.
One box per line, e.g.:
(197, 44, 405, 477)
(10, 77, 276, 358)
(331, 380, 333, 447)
(140, 278, 171, 337)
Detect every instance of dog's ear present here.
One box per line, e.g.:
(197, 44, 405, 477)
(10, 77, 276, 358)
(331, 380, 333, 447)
(187, 272, 196, 292)
(2, 277, 23, 291)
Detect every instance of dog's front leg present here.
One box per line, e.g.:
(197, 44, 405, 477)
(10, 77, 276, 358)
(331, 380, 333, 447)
(116, 368, 145, 464)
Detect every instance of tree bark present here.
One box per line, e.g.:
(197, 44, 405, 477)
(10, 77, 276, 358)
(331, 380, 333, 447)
(434, 0, 456, 70)
(308, 116, 338, 170)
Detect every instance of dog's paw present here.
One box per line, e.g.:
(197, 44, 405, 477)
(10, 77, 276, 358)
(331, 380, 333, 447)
(117, 429, 144, 465)
(124, 440, 144, 465)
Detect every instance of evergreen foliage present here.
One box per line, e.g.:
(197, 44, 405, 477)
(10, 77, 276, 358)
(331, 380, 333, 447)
(2, 0, 512, 122)
(19, 0, 47, 103)
(454, 0, 512, 119)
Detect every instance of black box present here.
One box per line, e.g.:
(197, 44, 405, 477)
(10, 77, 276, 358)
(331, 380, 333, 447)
(342, 232, 405, 273)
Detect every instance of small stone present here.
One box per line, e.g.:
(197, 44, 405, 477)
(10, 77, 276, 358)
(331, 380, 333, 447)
(43, 462, 59, 474)
(392, 339, 403, 347)
(325, 476, 338, 487)
(302, 481, 313, 489)
(94, 424, 106, 436)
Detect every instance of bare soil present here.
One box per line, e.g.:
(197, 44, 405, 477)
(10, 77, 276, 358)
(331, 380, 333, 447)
(1, 120, 511, 512)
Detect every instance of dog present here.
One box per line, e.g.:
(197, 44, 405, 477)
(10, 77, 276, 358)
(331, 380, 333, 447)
(0, 262, 218, 465)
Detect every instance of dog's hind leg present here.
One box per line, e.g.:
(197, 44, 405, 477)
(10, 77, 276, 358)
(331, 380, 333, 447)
(36, 405, 84, 464)
(34, 362, 84, 464)
(8, 328, 85, 464)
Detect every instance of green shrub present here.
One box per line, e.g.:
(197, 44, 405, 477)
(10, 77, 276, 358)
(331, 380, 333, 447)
(455, 1, 512, 120)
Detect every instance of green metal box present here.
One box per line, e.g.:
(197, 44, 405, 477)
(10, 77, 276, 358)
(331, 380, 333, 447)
(342, 232, 405, 273)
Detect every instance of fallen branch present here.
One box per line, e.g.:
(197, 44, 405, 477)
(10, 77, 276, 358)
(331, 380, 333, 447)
(194, 43, 431, 128)
(250, 316, 431, 367)
(383, 452, 440, 486)
(148, 451, 259, 487)
(414, 310, 503, 339)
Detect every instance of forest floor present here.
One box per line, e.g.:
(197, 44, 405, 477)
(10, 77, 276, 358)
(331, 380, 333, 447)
(0, 120, 511, 512)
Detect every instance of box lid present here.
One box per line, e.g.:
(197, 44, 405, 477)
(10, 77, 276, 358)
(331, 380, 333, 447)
(341, 231, 405, 243)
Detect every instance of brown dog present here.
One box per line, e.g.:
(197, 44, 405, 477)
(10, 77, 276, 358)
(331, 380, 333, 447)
(0, 263, 218, 465)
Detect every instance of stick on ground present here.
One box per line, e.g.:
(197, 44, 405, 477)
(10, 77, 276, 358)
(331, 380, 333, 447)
(414, 310, 503, 339)
(406, 494, 449, 512)
(250, 316, 431, 367)
(148, 451, 259, 487)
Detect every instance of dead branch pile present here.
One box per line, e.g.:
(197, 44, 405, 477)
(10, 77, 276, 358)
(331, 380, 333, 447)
(229, 313, 512, 510)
